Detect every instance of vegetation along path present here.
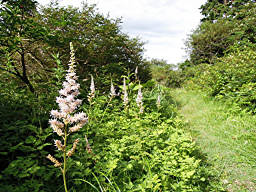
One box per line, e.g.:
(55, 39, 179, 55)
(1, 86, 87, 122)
(171, 88, 256, 192)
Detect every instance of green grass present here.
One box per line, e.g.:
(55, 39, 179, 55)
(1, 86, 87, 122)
(171, 88, 256, 192)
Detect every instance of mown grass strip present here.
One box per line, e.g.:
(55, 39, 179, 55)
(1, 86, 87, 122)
(172, 88, 256, 192)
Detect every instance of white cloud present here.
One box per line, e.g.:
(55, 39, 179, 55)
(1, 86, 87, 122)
(37, 0, 207, 64)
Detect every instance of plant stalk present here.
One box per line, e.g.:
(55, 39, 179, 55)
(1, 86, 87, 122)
(63, 125, 68, 192)
(99, 97, 113, 124)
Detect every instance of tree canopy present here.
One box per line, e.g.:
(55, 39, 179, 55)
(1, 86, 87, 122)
(0, 0, 151, 94)
(185, 0, 256, 66)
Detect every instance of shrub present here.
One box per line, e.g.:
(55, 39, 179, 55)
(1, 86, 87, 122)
(190, 47, 256, 113)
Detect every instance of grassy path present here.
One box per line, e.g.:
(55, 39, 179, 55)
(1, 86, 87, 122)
(171, 88, 256, 192)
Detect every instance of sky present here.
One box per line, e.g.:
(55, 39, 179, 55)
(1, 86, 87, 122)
(37, 0, 207, 64)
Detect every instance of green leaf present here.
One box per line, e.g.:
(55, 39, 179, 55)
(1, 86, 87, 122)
(37, 143, 51, 150)
(25, 136, 36, 144)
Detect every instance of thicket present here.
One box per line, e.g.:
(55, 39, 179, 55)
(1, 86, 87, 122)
(0, 0, 223, 191)
(193, 48, 256, 112)
(176, 0, 256, 113)
(148, 59, 184, 88)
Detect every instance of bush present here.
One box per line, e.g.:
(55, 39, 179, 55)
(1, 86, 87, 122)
(189, 47, 256, 113)
(0, 78, 61, 192)
(186, 19, 238, 65)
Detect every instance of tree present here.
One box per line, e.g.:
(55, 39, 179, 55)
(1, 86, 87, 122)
(0, 0, 46, 93)
(200, 0, 255, 22)
(148, 58, 175, 85)
(186, 0, 256, 65)
(186, 19, 238, 64)
(0, 1, 151, 93)
(38, 2, 151, 88)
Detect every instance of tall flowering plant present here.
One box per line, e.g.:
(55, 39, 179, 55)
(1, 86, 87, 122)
(136, 84, 144, 114)
(156, 95, 161, 109)
(110, 79, 117, 98)
(135, 66, 138, 81)
(88, 75, 95, 104)
(123, 77, 129, 108)
(47, 42, 88, 192)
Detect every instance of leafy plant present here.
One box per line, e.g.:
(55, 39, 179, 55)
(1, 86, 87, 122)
(191, 47, 256, 113)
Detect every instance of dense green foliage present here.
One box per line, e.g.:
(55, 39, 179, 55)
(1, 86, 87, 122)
(193, 48, 256, 112)
(186, 1, 256, 65)
(0, 0, 151, 94)
(145, 1, 256, 191)
(185, 19, 237, 64)
(200, 0, 256, 22)
(176, 0, 256, 114)
(73, 84, 216, 191)
(38, 2, 151, 89)
(148, 59, 184, 88)
(156, 1, 256, 191)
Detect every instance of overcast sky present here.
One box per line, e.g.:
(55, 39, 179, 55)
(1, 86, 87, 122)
(37, 0, 207, 64)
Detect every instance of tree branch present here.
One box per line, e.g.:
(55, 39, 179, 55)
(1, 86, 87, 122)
(0, 66, 19, 76)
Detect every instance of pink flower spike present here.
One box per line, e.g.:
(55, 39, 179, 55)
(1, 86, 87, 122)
(123, 77, 128, 106)
(65, 95, 74, 103)
(66, 139, 79, 157)
(46, 154, 62, 167)
(136, 87, 143, 106)
(67, 79, 76, 86)
(49, 119, 64, 136)
(110, 80, 116, 97)
(59, 89, 67, 96)
(71, 90, 80, 97)
(54, 140, 65, 151)
(56, 97, 64, 104)
(69, 124, 82, 133)
(50, 110, 60, 118)
(48, 43, 89, 174)
(72, 112, 87, 122)
(79, 118, 88, 127)
(136, 86, 144, 113)
(90, 75, 95, 94)
(71, 84, 80, 91)
(62, 81, 70, 89)
(49, 119, 64, 129)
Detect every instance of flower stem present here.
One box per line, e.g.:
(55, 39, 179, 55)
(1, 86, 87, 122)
(63, 125, 68, 192)
(99, 97, 112, 124)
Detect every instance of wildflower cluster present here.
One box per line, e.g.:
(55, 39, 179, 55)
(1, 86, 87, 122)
(121, 68, 148, 114)
(47, 56, 162, 191)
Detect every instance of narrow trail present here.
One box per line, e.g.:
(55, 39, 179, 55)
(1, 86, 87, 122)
(171, 88, 256, 192)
